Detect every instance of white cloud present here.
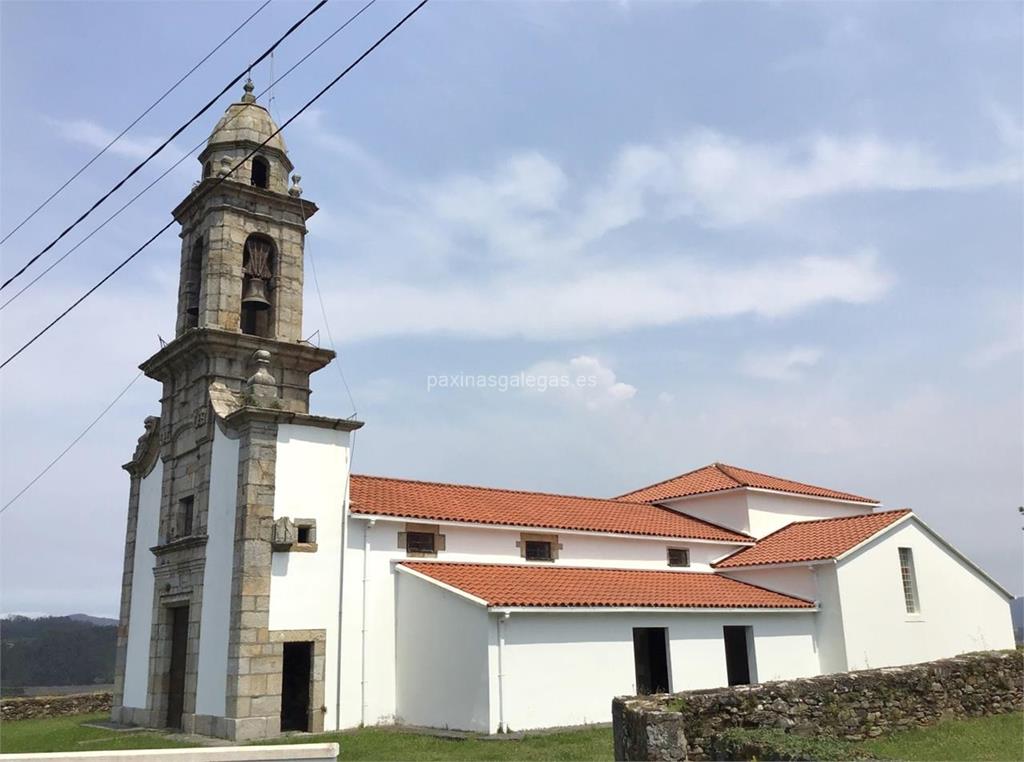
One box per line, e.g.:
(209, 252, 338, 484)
(740, 346, 825, 381)
(521, 355, 637, 410)
(325, 250, 890, 342)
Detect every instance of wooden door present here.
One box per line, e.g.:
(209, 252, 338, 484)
(166, 606, 189, 728)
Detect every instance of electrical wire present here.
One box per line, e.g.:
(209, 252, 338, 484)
(0, 372, 145, 514)
(0, 0, 328, 292)
(296, 193, 358, 418)
(0, 0, 430, 371)
(0, 0, 272, 248)
(0, 0, 378, 314)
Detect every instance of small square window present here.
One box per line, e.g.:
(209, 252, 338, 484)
(667, 548, 690, 568)
(297, 525, 312, 544)
(525, 540, 553, 561)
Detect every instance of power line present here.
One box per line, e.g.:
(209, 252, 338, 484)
(297, 193, 358, 418)
(0, 0, 328, 292)
(0, 372, 144, 515)
(0, 0, 378, 314)
(0, 0, 431, 371)
(0, 0, 272, 248)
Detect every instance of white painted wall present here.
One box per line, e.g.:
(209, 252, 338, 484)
(746, 491, 872, 538)
(660, 490, 873, 540)
(334, 518, 748, 730)
(491, 610, 819, 732)
(837, 518, 1014, 670)
(721, 566, 818, 602)
(395, 572, 491, 731)
(122, 459, 163, 708)
(812, 562, 849, 674)
(195, 425, 240, 717)
(267, 424, 351, 732)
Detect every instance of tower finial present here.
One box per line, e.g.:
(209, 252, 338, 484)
(241, 78, 256, 104)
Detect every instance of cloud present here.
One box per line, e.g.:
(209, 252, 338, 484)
(521, 355, 637, 410)
(740, 346, 825, 381)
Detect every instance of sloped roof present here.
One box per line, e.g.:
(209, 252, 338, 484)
(399, 562, 814, 609)
(617, 463, 878, 505)
(350, 475, 751, 543)
(713, 509, 912, 569)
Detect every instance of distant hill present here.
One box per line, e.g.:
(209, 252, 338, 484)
(1, 615, 116, 693)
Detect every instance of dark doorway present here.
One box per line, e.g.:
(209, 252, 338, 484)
(165, 606, 189, 729)
(281, 641, 313, 732)
(723, 626, 754, 686)
(632, 627, 670, 695)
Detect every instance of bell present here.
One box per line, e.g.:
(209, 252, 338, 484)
(242, 278, 271, 311)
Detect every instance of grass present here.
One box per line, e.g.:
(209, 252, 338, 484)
(862, 712, 1024, 762)
(0, 711, 1019, 760)
(0, 712, 197, 754)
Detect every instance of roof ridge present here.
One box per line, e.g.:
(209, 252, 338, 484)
(352, 472, 665, 509)
(769, 508, 911, 529)
(715, 462, 878, 502)
(614, 463, 727, 499)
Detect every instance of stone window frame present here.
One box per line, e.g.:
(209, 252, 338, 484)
(269, 629, 327, 734)
(667, 547, 690, 568)
(292, 518, 317, 553)
(397, 523, 446, 558)
(517, 532, 561, 562)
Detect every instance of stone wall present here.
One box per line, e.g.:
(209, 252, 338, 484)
(2, 692, 112, 722)
(613, 650, 1023, 761)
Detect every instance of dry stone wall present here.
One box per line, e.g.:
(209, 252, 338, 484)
(2, 691, 112, 721)
(612, 650, 1023, 761)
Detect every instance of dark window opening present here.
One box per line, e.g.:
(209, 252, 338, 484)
(203, 161, 212, 179)
(633, 627, 670, 695)
(251, 156, 270, 188)
(166, 605, 189, 729)
(184, 239, 203, 329)
(297, 525, 312, 544)
(281, 641, 312, 732)
(241, 235, 275, 337)
(723, 626, 755, 686)
(406, 532, 435, 555)
(524, 540, 553, 561)
(667, 548, 690, 568)
(178, 496, 195, 538)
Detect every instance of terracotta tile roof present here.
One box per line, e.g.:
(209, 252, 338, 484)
(713, 509, 912, 569)
(350, 474, 751, 543)
(400, 562, 814, 609)
(617, 463, 878, 504)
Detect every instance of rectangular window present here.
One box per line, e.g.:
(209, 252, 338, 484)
(399, 524, 444, 557)
(667, 548, 690, 568)
(524, 540, 553, 561)
(898, 547, 920, 614)
(406, 532, 436, 555)
(178, 496, 194, 537)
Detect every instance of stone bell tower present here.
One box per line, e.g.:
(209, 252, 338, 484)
(111, 82, 361, 740)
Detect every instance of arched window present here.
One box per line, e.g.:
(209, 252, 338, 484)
(184, 238, 203, 329)
(203, 161, 212, 179)
(241, 234, 276, 336)
(251, 156, 269, 189)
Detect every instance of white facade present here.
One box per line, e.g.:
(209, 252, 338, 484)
(120, 453, 1014, 735)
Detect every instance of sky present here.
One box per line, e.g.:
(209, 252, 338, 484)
(0, 0, 1021, 617)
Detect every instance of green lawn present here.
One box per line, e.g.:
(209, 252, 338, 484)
(0, 711, 1020, 760)
(0, 712, 197, 754)
(863, 712, 1024, 762)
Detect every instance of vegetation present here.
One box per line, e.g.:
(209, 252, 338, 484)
(863, 712, 1024, 762)
(0, 711, 1020, 760)
(0, 713, 195, 754)
(711, 727, 869, 760)
(0, 616, 116, 691)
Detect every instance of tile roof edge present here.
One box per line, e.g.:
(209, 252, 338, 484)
(714, 462, 879, 503)
(612, 463, 733, 500)
(351, 472, 677, 508)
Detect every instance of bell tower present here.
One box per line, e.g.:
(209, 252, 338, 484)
(111, 82, 361, 741)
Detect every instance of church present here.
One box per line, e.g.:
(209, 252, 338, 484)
(110, 85, 1015, 741)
